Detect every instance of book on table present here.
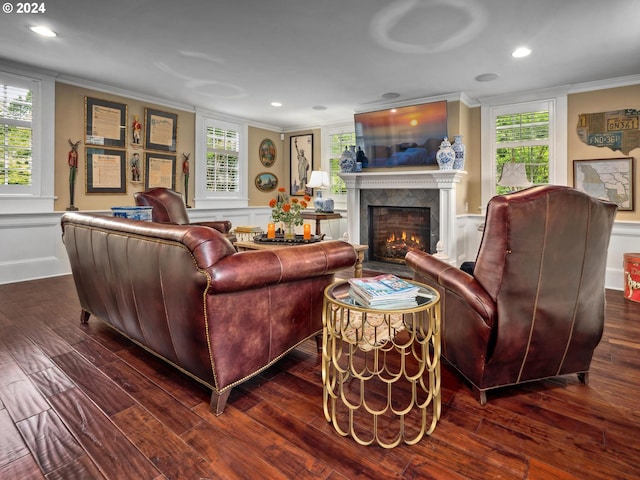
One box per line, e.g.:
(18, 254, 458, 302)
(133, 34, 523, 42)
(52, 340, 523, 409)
(348, 274, 420, 308)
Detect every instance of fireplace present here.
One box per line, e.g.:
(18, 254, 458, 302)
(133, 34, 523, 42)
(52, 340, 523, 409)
(340, 169, 465, 264)
(369, 206, 430, 264)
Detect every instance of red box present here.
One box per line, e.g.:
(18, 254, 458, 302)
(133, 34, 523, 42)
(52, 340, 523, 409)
(624, 253, 640, 303)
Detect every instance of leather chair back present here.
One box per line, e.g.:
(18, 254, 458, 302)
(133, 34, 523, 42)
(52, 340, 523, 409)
(134, 187, 190, 224)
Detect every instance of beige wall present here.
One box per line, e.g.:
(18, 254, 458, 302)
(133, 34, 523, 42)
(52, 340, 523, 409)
(568, 84, 640, 221)
(54, 83, 195, 211)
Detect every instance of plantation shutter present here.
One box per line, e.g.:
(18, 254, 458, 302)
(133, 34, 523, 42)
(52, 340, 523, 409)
(0, 83, 32, 186)
(205, 124, 239, 192)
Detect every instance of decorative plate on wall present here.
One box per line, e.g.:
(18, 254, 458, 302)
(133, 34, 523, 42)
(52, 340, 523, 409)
(255, 172, 278, 192)
(259, 138, 276, 167)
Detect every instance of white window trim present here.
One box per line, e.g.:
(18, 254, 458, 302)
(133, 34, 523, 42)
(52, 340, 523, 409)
(0, 65, 55, 213)
(322, 122, 354, 210)
(480, 90, 567, 209)
(194, 108, 248, 209)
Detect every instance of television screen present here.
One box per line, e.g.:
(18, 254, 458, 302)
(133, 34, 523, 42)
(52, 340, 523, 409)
(354, 100, 448, 168)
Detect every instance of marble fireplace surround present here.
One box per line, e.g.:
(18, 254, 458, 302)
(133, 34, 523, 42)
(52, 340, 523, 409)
(340, 170, 466, 263)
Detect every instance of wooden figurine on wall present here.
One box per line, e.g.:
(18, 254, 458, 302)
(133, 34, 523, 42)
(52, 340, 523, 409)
(67, 139, 80, 211)
(132, 115, 142, 146)
(182, 152, 191, 208)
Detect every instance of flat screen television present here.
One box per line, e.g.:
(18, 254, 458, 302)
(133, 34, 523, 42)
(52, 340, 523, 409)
(354, 100, 448, 168)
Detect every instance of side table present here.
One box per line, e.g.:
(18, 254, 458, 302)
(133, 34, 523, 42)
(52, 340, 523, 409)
(322, 280, 441, 448)
(300, 212, 342, 236)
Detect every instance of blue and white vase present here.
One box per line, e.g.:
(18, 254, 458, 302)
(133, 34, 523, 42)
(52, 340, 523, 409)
(436, 137, 455, 170)
(452, 135, 465, 170)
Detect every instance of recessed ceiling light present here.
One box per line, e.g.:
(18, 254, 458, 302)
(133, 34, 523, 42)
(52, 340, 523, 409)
(512, 47, 531, 58)
(312, 105, 327, 111)
(475, 73, 500, 82)
(271, 102, 282, 107)
(381, 92, 400, 99)
(29, 25, 57, 37)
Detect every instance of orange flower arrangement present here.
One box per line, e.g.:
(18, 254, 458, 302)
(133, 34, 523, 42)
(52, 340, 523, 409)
(270, 187, 310, 226)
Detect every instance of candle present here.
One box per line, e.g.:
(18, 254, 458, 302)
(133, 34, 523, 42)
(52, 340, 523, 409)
(267, 223, 276, 238)
(303, 223, 311, 239)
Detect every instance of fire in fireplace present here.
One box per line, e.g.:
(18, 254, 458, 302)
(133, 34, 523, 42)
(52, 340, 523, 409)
(368, 206, 430, 264)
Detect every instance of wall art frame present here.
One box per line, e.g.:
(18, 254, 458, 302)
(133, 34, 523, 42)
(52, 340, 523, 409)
(144, 108, 178, 152)
(84, 97, 127, 148)
(255, 172, 278, 192)
(145, 152, 176, 190)
(573, 157, 634, 211)
(290, 133, 313, 196)
(85, 148, 127, 194)
(259, 138, 277, 167)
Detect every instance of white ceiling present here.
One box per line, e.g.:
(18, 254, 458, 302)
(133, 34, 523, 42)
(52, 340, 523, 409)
(1, 0, 640, 130)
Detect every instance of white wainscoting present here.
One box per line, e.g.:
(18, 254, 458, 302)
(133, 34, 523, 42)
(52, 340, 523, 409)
(1, 210, 637, 291)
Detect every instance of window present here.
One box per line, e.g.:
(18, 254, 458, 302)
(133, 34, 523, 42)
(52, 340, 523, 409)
(194, 111, 247, 208)
(325, 125, 355, 195)
(205, 124, 239, 193)
(481, 95, 567, 207)
(495, 109, 549, 195)
(0, 83, 32, 187)
(0, 67, 54, 213)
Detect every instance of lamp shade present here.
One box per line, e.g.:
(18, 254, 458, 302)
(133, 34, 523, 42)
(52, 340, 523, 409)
(498, 163, 532, 188)
(307, 170, 331, 189)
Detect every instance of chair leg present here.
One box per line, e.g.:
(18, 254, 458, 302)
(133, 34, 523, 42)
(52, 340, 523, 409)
(577, 372, 589, 385)
(315, 334, 323, 353)
(80, 309, 91, 324)
(210, 389, 231, 416)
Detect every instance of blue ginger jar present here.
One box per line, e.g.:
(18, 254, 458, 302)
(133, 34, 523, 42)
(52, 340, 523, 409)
(452, 135, 465, 170)
(436, 137, 455, 170)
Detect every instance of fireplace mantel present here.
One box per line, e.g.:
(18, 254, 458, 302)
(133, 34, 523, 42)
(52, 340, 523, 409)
(340, 169, 466, 263)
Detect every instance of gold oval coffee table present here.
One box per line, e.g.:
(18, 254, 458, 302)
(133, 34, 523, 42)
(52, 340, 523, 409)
(322, 280, 441, 448)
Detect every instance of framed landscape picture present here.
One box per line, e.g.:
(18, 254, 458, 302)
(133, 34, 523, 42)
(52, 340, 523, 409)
(573, 157, 634, 211)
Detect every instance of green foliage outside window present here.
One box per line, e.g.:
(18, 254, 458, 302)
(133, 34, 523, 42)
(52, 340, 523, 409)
(328, 131, 355, 194)
(495, 110, 549, 195)
(1, 88, 33, 186)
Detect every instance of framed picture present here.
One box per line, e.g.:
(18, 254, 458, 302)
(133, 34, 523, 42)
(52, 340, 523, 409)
(85, 148, 126, 194)
(259, 138, 276, 167)
(573, 157, 634, 211)
(145, 152, 176, 190)
(255, 172, 278, 192)
(84, 97, 127, 148)
(290, 133, 313, 196)
(144, 108, 178, 152)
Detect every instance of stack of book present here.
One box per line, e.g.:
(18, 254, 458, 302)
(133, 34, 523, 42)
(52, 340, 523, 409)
(232, 226, 263, 242)
(348, 274, 420, 309)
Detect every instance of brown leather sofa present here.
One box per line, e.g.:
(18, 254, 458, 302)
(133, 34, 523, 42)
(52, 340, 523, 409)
(134, 187, 233, 236)
(61, 212, 356, 414)
(406, 185, 617, 404)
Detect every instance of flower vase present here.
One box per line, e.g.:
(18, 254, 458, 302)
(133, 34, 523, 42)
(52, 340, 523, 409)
(452, 135, 466, 170)
(436, 137, 455, 170)
(283, 222, 295, 239)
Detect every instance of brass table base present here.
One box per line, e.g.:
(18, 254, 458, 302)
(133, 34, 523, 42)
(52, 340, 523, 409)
(322, 282, 441, 448)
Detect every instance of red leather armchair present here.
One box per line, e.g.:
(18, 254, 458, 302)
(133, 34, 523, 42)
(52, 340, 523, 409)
(406, 185, 617, 404)
(134, 187, 232, 235)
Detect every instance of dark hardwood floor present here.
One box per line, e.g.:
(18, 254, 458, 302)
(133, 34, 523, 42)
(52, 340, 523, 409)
(0, 273, 639, 479)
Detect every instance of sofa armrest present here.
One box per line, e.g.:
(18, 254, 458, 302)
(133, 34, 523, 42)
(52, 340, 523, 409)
(208, 241, 357, 293)
(192, 220, 232, 234)
(405, 250, 496, 327)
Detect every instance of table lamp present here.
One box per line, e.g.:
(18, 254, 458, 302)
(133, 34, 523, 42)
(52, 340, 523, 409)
(497, 162, 532, 191)
(306, 170, 333, 212)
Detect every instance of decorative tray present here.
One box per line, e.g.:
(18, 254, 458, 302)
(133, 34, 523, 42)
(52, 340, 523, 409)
(253, 234, 323, 245)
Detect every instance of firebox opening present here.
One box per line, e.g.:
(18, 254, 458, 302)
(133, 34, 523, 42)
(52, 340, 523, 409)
(368, 206, 430, 265)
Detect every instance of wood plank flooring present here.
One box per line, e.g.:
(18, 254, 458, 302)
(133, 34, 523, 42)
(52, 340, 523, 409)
(0, 274, 639, 479)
